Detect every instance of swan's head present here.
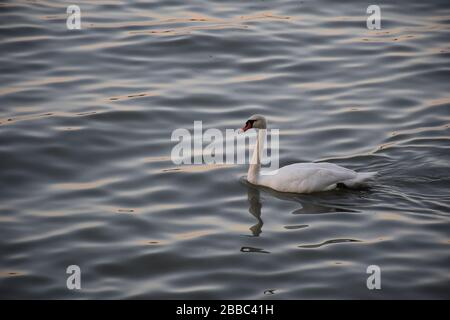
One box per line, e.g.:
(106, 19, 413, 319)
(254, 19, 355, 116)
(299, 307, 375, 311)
(241, 114, 267, 132)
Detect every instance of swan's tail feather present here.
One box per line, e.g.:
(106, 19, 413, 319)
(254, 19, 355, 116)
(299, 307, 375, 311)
(343, 171, 378, 188)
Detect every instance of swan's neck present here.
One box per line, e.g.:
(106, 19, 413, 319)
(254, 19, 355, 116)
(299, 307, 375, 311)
(248, 129, 265, 184)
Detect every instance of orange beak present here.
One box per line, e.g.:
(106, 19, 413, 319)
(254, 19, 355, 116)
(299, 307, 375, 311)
(241, 122, 252, 132)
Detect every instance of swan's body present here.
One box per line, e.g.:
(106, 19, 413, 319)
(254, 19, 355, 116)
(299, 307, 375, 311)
(241, 115, 377, 194)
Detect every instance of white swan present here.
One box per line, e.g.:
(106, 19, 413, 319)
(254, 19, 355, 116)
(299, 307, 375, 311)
(240, 114, 377, 193)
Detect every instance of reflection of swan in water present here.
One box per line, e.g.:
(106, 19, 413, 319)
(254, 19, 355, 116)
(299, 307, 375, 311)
(246, 184, 263, 236)
(244, 183, 363, 248)
(243, 179, 360, 237)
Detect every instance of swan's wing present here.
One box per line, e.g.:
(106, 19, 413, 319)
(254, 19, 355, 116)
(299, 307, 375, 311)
(305, 167, 356, 191)
(261, 163, 357, 193)
(311, 162, 356, 175)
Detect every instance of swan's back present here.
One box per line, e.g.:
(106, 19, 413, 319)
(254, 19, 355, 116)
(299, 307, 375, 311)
(258, 162, 376, 193)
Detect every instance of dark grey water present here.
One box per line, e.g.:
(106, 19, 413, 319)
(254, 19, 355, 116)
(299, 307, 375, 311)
(1, 0, 449, 299)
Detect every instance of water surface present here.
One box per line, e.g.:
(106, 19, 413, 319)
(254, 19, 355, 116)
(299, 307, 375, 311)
(0, 0, 449, 299)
